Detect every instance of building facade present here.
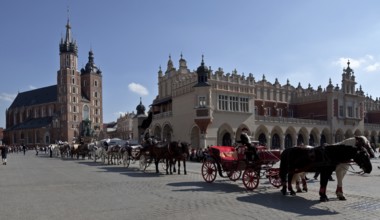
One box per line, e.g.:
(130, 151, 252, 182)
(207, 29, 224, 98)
(149, 55, 380, 149)
(3, 20, 103, 147)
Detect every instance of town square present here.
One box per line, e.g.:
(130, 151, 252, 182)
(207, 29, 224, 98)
(1, 1, 380, 219)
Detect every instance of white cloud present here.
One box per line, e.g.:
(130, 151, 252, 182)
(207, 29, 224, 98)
(333, 57, 365, 69)
(0, 93, 16, 102)
(333, 55, 380, 73)
(128, 83, 149, 96)
(365, 62, 380, 72)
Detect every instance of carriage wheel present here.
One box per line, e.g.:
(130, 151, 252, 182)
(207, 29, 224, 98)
(122, 151, 130, 168)
(227, 170, 242, 181)
(139, 155, 148, 171)
(268, 169, 282, 188)
(242, 169, 259, 190)
(201, 160, 217, 183)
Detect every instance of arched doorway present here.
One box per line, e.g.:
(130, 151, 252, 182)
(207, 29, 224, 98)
(285, 134, 293, 148)
(320, 134, 327, 146)
(271, 134, 280, 149)
(163, 124, 172, 142)
(297, 134, 304, 146)
(153, 126, 162, 139)
(309, 134, 315, 146)
(222, 133, 232, 146)
(258, 133, 267, 146)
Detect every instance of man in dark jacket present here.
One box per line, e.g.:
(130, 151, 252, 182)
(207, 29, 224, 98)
(240, 131, 259, 161)
(1, 145, 8, 165)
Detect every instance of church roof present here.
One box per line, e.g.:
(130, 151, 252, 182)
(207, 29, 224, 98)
(9, 85, 57, 109)
(5, 116, 53, 131)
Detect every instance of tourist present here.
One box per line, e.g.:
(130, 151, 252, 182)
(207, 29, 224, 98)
(1, 145, 8, 165)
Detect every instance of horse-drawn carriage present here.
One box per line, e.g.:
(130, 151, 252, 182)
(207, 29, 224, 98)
(120, 142, 146, 168)
(201, 145, 281, 190)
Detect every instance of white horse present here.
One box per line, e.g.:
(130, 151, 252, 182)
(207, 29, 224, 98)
(292, 144, 314, 193)
(91, 140, 107, 163)
(49, 144, 61, 157)
(333, 136, 374, 200)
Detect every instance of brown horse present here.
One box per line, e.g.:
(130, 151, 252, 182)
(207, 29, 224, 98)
(59, 143, 70, 158)
(144, 138, 172, 174)
(168, 141, 190, 175)
(70, 143, 90, 159)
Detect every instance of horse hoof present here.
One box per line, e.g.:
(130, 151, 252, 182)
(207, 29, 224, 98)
(338, 196, 346, 200)
(290, 191, 296, 196)
(296, 189, 302, 193)
(303, 188, 308, 192)
(320, 196, 329, 202)
(281, 189, 287, 195)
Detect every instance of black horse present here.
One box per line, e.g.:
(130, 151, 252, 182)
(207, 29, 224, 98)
(279, 144, 372, 202)
(144, 138, 172, 174)
(168, 141, 190, 175)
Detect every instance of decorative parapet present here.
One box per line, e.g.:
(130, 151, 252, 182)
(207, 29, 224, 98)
(255, 115, 328, 126)
(364, 123, 380, 130)
(153, 111, 173, 120)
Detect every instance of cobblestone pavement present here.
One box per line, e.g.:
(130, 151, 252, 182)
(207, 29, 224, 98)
(0, 151, 379, 220)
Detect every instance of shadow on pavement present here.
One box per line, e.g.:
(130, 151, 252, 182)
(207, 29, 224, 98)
(167, 180, 262, 193)
(237, 192, 339, 217)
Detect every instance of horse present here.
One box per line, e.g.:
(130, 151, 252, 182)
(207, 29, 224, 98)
(49, 144, 61, 157)
(144, 138, 172, 174)
(59, 142, 71, 158)
(292, 144, 314, 193)
(332, 136, 375, 200)
(168, 141, 190, 175)
(279, 142, 372, 202)
(70, 142, 91, 159)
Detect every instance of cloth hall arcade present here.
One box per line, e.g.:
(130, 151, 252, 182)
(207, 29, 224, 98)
(148, 55, 380, 149)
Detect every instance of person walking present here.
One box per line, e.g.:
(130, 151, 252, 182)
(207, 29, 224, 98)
(22, 144, 26, 155)
(1, 145, 8, 165)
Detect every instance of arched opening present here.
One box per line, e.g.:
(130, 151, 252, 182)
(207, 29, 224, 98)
(153, 126, 162, 140)
(258, 133, 267, 146)
(271, 133, 280, 149)
(320, 134, 327, 146)
(222, 133, 232, 146)
(285, 134, 293, 148)
(163, 124, 172, 142)
(297, 134, 304, 146)
(309, 134, 315, 146)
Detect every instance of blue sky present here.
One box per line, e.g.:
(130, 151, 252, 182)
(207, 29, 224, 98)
(1, 0, 380, 128)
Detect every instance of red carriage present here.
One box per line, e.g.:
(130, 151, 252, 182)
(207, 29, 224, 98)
(201, 145, 281, 190)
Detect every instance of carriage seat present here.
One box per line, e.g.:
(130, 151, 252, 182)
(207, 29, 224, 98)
(220, 151, 238, 161)
(210, 146, 238, 161)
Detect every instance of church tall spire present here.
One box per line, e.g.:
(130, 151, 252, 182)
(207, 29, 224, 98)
(59, 19, 78, 55)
